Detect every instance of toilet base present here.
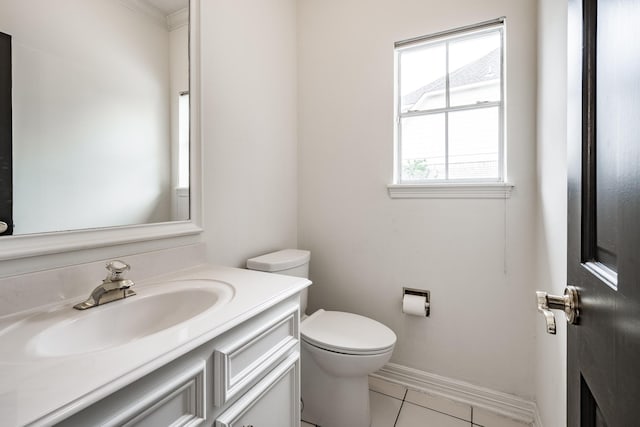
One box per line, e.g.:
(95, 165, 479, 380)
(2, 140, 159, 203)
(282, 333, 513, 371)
(301, 344, 371, 427)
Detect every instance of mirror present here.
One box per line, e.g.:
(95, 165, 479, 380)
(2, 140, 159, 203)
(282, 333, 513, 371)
(0, 0, 190, 236)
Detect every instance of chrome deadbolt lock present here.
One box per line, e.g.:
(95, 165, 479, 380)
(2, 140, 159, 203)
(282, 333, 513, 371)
(536, 286, 580, 335)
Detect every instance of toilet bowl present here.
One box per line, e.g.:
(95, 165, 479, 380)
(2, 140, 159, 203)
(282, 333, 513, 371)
(246, 249, 397, 427)
(301, 309, 395, 426)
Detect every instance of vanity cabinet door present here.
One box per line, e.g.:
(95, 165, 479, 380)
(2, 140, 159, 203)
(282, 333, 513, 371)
(57, 360, 206, 427)
(121, 362, 206, 427)
(213, 307, 299, 406)
(215, 352, 299, 427)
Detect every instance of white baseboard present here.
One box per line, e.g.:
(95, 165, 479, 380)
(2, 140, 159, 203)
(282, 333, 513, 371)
(372, 363, 543, 427)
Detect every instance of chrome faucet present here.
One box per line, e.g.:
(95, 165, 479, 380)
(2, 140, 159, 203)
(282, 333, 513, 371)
(74, 260, 136, 310)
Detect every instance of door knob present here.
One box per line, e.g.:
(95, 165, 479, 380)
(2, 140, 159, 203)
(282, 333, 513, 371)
(536, 286, 580, 335)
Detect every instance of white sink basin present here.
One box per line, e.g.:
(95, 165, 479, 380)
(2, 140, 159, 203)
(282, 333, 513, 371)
(0, 279, 234, 361)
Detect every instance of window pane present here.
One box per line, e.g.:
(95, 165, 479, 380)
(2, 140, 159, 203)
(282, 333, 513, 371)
(178, 93, 190, 188)
(449, 31, 501, 107)
(400, 44, 446, 113)
(448, 107, 500, 179)
(400, 114, 445, 181)
(595, 41, 619, 271)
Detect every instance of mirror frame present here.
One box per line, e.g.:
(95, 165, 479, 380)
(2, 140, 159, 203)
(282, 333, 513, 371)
(0, 0, 202, 261)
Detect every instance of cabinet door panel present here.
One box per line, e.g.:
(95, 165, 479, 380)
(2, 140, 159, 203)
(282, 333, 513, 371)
(214, 307, 298, 406)
(57, 360, 206, 427)
(216, 352, 299, 427)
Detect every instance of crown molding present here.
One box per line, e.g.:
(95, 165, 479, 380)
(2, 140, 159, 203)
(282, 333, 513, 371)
(118, 0, 168, 29)
(167, 8, 188, 31)
(119, 1, 188, 31)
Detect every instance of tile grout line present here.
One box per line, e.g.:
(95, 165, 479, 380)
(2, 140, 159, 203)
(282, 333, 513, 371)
(373, 379, 504, 427)
(371, 389, 405, 401)
(392, 389, 408, 427)
(405, 400, 474, 424)
(400, 390, 475, 424)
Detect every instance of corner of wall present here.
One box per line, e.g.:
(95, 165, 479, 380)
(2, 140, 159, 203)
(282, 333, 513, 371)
(534, 0, 569, 425)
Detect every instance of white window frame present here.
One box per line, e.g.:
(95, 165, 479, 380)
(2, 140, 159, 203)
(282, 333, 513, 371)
(389, 18, 513, 199)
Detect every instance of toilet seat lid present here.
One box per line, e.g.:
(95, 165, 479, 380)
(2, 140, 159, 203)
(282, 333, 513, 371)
(301, 310, 396, 355)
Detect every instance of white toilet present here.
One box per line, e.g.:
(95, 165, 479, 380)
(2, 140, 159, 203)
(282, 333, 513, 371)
(247, 249, 396, 427)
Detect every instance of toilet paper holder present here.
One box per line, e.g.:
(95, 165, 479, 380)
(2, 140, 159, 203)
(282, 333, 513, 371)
(403, 287, 430, 316)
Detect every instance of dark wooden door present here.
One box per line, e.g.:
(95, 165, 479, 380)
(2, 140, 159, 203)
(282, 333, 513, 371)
(0, 31, 12, 236)
(567, 0, 640, 425)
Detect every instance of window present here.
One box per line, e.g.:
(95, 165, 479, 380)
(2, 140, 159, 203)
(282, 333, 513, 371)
(394, 19, 505, 185)
(178, 91, 190, 189)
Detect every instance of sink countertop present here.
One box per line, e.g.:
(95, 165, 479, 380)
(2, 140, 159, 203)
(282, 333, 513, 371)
(0, 264, 310, 427)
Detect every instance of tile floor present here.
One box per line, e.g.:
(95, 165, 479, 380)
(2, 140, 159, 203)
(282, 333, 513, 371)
(301, 376, 532, 427)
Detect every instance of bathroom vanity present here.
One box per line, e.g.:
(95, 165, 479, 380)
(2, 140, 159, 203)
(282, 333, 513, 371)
(0, 264, 310, 426)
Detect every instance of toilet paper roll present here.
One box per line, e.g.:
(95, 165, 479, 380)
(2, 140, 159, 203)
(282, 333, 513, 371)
(402, 294, 428, 316)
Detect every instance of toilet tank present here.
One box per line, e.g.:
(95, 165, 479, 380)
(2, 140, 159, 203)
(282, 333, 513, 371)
(246, 249, 310, 313)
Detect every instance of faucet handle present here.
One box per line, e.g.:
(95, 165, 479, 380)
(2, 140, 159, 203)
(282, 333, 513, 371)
(105, 260, 131, 281)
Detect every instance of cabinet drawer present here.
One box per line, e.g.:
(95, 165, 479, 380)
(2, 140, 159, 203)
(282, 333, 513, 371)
(215, 352, 299, 427)
(213, 307, 298, 406)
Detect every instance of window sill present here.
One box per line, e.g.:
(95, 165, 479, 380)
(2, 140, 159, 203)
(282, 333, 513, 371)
(387, 182, 514, 199)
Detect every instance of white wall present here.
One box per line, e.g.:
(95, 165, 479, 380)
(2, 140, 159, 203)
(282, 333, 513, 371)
(535, 0, 568, 425)
(199, 0, 299, 267)
(2, 0, 173, 234)
(298, 0, 538, 399)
